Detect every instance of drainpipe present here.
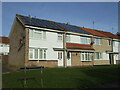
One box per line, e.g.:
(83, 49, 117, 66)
(63, 32, 67, 68)
(111, 39, 114, 64)
(91, 36, 94, 66)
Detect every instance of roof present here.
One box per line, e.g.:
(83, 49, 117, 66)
(0, 37, 9, 44)
(80, 27, 120, 39)
(16, 14, 91, 35)
(66, 43, 94, 50)
(16, 14, 120, 39)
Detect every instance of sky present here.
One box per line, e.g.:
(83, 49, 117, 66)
(2, 2, 118, 37)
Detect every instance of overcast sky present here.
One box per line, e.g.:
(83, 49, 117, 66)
(2, 2, 118, 36)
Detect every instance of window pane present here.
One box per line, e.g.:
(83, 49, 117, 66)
(58, 33, 62, 41)
(39, 49, 42, 59)
(34, 49, 38, 59)
(29, 49, 33, 59)
(82, 53, 84, 61)
(44, 50, 46, 59)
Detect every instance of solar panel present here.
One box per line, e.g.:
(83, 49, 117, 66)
(55, 22, 91, 35)
(19, 15, 62, 30)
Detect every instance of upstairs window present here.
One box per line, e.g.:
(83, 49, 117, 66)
(107, 39, 111, 46)
(66, 34, 70, 42)
(58, 33, 62, 41)
(80, 36, 90, 44)
(29, 29, 46, 40)
(94, 38, 102, 45)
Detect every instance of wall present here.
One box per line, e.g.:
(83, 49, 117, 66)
(29, 30, 63, 60)
(71, 52, 93, 67)
(93, 38, 111, 65)
(8, 18, 25, 69)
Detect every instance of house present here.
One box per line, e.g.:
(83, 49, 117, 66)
(8, 14, 120, 69)
(0, 37, 9, 64)
(80, 27, 120, 65)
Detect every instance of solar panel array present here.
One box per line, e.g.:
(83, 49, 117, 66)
(54, 22, 91, 35)
(19, 14, 92, 35)
(19, 15, 62, 30)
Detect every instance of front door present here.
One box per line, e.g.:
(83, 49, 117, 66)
(58, 51, 63, 66)
(109, 54, 114, 64)
(67, 52, 71, 66)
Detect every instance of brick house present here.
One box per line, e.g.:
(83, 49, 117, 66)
(8, 14, 120, 69)
(0, 37, 9, 64)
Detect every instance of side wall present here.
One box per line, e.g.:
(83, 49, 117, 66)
(8, 18, 25, 69)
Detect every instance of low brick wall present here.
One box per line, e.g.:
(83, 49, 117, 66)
(116, 60, 120, 65)
(26, 60, 58, 67)
(94, 60, 110, 65)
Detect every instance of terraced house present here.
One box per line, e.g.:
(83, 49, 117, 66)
(8, 14, 120, 69)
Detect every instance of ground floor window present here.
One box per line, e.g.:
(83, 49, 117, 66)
(81, 52, 92, 61)
(29, 48, 46, 60)
(58, 51, 62, 60)
(95, 52, 102, 60)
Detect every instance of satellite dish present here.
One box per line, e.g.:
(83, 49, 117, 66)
(21, 33, 26, 39)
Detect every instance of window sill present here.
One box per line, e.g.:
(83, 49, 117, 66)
(81, 60, 92, 62)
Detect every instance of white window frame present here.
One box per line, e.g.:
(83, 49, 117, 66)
(94, 52, 102, 60)
(29, 48, 47, 60)
(58, 33, 62, 41)
(107, 39, 111, 46)
(80, 36, 90, 44)
(29, 29, 47, 40)
(66, 34, 71, 42)
(81, 52, 92, 61)
(58, 51, 62, 60)
(94, 38, 102, 45)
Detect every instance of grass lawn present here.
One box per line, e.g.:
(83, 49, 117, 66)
(2, 65, 120, 88)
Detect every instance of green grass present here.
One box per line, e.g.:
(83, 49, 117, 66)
(2, 65, 120, 88)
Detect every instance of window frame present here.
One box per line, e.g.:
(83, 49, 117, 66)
(94, 52, 102, 60)
(81, 52, 92, 61)
(29, 48, 47, 60)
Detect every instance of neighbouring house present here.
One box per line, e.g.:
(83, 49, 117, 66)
(0, 37, 9, 64)
(80, 27, 120, 65)
(8, 14, 120, 69)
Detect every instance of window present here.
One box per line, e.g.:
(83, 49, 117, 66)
(29, 29, 34, 38)
(43, 50, 46, 59)
(108, 40, 111, 46)
(66, 34, 70, 42)
(58, 33, 62, 41)
(39, 49, 42, 59)
(58, 52, 62, 60)
(34, 49, 38, 59)
(29, 49, 34, 59)
(95, 52, 102, 60)
(34, 30, 42, 39)
(80, 36, 90, 44)
(81, 52, 92, 61)
(29, 29, 46, 39)
(94, 38, 102, 45)
(29, 48, 46, 60)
